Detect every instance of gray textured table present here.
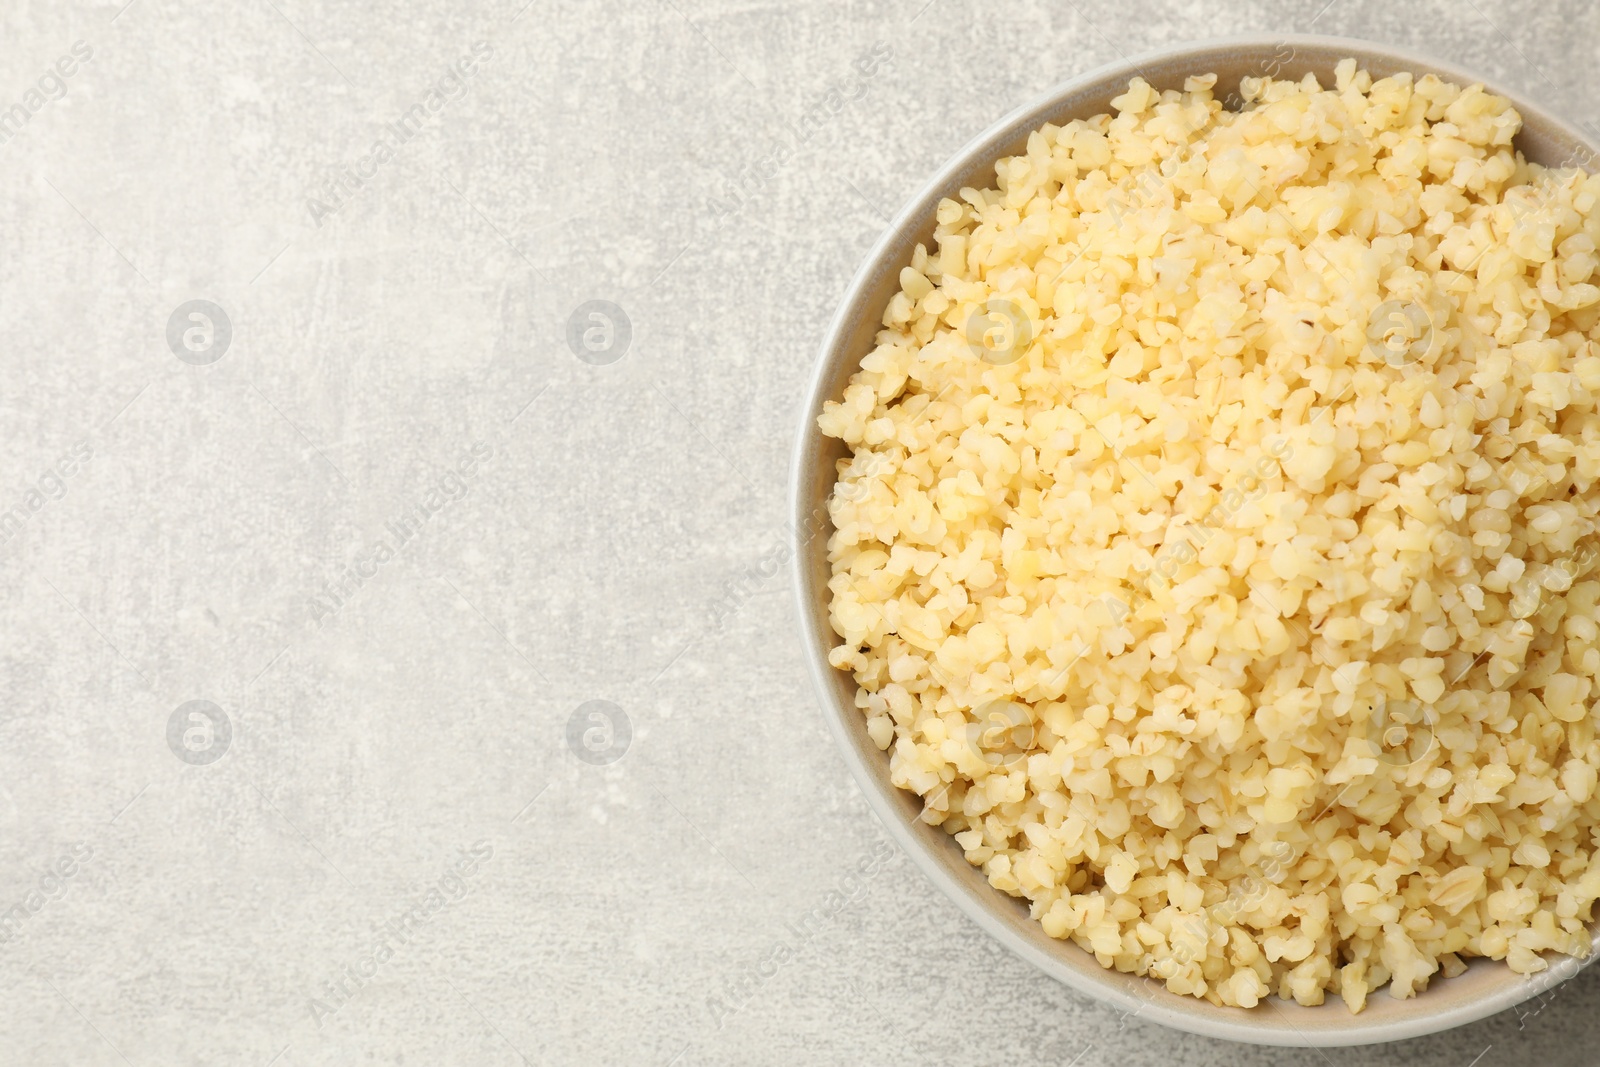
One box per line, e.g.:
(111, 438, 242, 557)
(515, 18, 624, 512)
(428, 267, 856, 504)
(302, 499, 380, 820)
(2, 0, 1597, 1064)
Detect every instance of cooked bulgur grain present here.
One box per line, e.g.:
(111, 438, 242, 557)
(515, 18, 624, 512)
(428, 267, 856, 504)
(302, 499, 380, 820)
(820, 60, 1600, 1010)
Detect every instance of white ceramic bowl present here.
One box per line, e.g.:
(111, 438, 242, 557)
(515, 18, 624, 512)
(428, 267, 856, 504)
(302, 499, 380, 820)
(790, 33, 1600, 1046)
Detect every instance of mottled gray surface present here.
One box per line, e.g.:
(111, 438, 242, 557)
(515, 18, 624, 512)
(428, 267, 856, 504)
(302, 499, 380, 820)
(1, 0, 1598, 1064)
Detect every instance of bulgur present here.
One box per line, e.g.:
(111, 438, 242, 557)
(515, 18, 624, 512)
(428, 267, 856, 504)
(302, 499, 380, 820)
(820, 61, 1600, 1010)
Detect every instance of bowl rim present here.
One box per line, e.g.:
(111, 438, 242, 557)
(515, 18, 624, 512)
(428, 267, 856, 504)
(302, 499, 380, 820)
(789, 30, 1600, 1047)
